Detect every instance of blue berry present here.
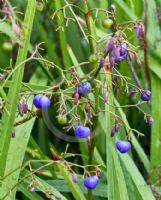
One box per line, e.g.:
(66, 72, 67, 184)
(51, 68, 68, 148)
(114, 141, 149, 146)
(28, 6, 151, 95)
(140, 90, 151, 101)
(33, 95, 42, 108)
(33, 95, 51, 109)
(78, 82, 91, 95)
(75, 125, 90, 138)
(84, 176, 99, 190)
(116, 140, 131, 153)
(39, 96, 51, 108)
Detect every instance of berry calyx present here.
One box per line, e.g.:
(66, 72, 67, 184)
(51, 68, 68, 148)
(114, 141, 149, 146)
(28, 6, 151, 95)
(57, 115, 67, 125)
(102, 19, 113, 29)
(89, 54, 99, 63)
(116, 140, 131, 153)
(75, 125, 90, 138)
(84, 175, 99, 190)
(140, 90, 151, 101)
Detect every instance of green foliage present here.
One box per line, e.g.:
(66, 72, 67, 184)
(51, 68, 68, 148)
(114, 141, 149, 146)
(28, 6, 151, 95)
(0, 0, 160, 199)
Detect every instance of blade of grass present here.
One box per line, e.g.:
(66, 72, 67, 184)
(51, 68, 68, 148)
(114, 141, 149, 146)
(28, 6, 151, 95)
(0, 0, 36, 179)
(150, 73, 161, 182)
(105, 72, 129, 200)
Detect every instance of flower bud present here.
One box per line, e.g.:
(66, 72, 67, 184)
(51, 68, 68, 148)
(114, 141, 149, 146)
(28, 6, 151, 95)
(136, 56, 142, 68)
(104, 39, 115, 54)
(111, 4, 116, 13)
(99, 58, 105, 67)
(111, 123, 119, 137)
(72, 171, 78, 183)
(73, 92, 80, 105)
(29, 186, 35, 192)
(12, 24, 21, 37)
(18, 100, 28, 116)
(147, 117, 154, 126)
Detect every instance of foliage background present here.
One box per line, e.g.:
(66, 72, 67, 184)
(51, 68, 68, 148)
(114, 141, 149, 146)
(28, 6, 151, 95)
(0, 0, 160, 199)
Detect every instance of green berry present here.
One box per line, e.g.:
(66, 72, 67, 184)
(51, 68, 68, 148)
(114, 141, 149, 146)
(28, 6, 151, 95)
(36, 2, 44, 12)
(57, 115, 67, 125)
(2, 42, 13, 51)
(89, 54, 99, 63)
(102, 19, 113, 29)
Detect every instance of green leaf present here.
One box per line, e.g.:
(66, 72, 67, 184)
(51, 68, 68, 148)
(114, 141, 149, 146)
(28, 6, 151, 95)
(150, 73, 161, 182)
(104, 73, 129, 200)
(0, 0, 36, 180)
(114, 99, 150, 172)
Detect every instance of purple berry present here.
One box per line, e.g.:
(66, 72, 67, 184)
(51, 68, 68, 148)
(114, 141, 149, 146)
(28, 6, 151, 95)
(116, 140, 131, 153)
(33, 95, 42, 108)
(140, 90, 151, 101)
(39, 96, 51, 108)
(78, 82, 91, 95)
(75, 125, 90, 138)
(84, 175, 99, 190)
(147, 117, 154, 126)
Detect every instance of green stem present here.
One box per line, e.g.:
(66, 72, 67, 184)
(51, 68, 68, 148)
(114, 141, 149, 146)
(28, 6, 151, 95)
(0, 0, 36, 180)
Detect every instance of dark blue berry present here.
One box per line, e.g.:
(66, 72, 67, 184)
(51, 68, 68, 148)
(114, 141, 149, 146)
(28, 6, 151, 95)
(33, 95, 42, 108)
(140, 90, 151, 101)
(116, 140, 131, 153)
(78, 82, 91, 95)
(33, 95, 51, 109)
(39, 96, 51, 108)
(84, 176, 99, 190)
(75, 125, 90, 138)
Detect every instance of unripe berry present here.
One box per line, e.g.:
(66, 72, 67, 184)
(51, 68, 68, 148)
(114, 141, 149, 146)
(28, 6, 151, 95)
(36, 2, 44, 12)
(84, 175, 99, 190)
(140, 90, 151, 101)
(75, 125, 90, 138)
(89, 54, 99, 63)
(2, 42, 13, 51)
(102, 19, 113, 29)
(116, 140, 131, 153)
(57, 115, 67, 125)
